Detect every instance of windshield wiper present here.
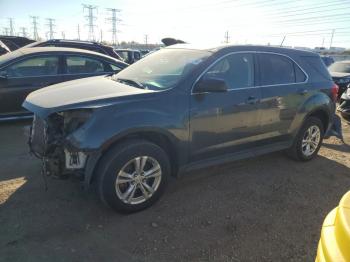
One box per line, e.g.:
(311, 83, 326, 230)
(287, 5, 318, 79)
(116, 78, 146, 89)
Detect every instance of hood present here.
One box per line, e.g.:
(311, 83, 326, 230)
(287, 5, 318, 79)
(330, 72, 350, 78)
(23, 75, 154, 118)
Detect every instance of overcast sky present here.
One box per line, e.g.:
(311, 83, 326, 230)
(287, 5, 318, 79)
(1, 0, 350, 48)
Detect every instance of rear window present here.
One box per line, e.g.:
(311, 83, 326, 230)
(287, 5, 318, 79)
(259, 53, 305, 85)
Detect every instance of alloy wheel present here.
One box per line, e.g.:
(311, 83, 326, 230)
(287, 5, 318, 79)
(115, 156, 162, 205)
(302, 125, 321, 157)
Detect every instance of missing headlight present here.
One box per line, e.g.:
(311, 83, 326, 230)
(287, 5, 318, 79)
(61, 109, 93, 134)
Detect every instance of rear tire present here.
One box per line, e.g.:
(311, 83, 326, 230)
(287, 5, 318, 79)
(287, 117, 324, 161)
(96, 139, 170, 213)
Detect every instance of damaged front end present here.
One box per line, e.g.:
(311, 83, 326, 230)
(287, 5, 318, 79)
(29, 109, 93, 179)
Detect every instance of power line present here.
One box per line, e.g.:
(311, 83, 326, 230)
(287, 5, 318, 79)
(83, 4, 98, 41)
(106, 8, 121, 46)
(46, 18, 55, 40)
(30, 16, 39, 40)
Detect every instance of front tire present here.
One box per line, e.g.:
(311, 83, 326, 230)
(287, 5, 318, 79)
(96, 139, 170, 213)
(287, 116, 324, 161)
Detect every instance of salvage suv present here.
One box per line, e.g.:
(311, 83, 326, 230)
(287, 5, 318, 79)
(23, 44, 339, 213)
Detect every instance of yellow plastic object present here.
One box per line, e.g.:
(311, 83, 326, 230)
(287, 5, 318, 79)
(316, 191, 350, 262)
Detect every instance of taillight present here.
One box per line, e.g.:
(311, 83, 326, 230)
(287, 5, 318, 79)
(331, 83, 339, 102)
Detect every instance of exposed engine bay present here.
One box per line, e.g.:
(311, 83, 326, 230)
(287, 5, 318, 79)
(29, 110, 92, 179)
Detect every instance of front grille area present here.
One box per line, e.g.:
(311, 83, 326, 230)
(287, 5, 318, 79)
(29, 115, 48, 157)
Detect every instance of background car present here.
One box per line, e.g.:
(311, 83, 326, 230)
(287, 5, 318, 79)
(0, 47, 128, 120)
(0, 36, 35, 51)
(328, 60, 350, 97)
(0, 40, 11, 56)
(24, 39, 124, 61)
(321, 55, 335, 67)
(114, 49, 142, 64)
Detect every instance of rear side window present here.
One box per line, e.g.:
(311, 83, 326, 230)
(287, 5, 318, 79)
(66, 56, 105, 74)
(300, 56, 331, 81)
(204, 53, 254, 89)
(259, 53, 296, 85)
(5, 56, 59, 77)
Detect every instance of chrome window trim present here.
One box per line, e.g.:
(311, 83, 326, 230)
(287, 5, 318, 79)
(191, 51, 309, 95)
(3, 72, 111, 80)
(0, 53, 120, 79)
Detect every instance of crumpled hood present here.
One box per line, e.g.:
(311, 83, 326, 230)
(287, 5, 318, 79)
(330, 72, 350, 78)
(23, 75, 154, 118)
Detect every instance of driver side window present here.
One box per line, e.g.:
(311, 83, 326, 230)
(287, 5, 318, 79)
(204, 53, 254, 89)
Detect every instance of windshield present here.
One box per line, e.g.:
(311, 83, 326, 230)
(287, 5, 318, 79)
(329, 62, 350, 73)
(113, 48, 210, 90)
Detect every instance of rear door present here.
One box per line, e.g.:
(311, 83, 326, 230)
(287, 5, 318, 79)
(0, 55, 62, 116)
(62, 54, 112, 82)
(257, 52, 308, 142)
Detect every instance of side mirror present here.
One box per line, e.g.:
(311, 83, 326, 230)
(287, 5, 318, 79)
(193, 77, 228, 93)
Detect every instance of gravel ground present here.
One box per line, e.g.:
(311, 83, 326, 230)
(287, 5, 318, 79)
(0, 119, 350, 262)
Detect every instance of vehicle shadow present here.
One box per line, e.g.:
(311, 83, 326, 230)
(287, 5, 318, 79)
(322, 141, 350, 153)
(1, 122, 350, 262)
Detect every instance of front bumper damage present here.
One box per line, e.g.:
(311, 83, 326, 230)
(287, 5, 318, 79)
(29, 114, 96, 186)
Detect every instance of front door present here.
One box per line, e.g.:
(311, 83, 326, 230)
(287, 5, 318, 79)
(0, 55, 61, 117)
(189, 52, 262, 161)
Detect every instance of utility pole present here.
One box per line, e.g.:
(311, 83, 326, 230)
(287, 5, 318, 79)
(8, 18, 14, 35)
(144, 34, 148, 48)
(61, 31, 65, 39)
(224, 31, 230, 43)
(100, 29, 103, 43)
(19, 27, 27, 37)
(30, 16, 39, 40)
(329, 29, 335, 50)
(83, 4, 98, 41)
(322, 37, 325, 48)
(280, 36, 286, 47)
(46, 18, 55, 40)
(77, 24, 81, 40)
(106, 8, 121, 46)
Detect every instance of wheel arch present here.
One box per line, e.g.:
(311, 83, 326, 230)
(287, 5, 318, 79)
(85, 128, 181, 187)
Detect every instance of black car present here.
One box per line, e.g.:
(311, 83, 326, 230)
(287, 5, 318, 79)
(329, 60, 350, 97)
(25, 39, 123, 61)
(0, 47, 128, 120)
(115, 49, 142, 64)
(0, 36, 35, 51)
(24, 44, 339, 213)
(0, 40, 11, 56)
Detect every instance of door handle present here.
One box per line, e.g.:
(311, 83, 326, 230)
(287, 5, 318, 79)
(245, 96, 259, 105)
(298, 89, 308, 95)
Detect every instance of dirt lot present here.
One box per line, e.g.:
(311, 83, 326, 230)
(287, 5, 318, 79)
(0, 119, 350, 262)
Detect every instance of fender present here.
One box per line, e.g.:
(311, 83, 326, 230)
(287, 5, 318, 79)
(289, 92, 334, 137)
